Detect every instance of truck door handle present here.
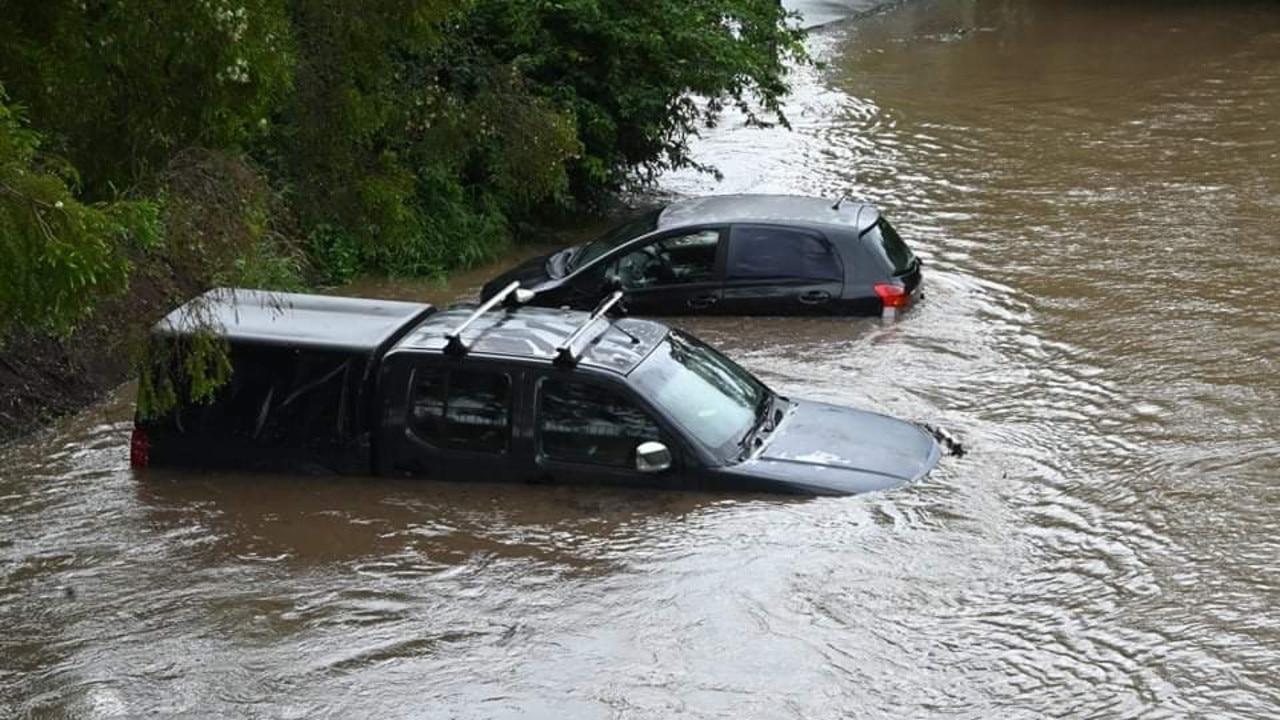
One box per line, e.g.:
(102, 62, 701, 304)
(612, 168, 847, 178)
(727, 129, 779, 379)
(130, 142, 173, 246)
(687, 296, 718, 309)
(798, 290, 831, 304)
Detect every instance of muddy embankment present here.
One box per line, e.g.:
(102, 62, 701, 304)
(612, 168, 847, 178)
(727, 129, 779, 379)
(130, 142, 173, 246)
(0, 259, 200, 444)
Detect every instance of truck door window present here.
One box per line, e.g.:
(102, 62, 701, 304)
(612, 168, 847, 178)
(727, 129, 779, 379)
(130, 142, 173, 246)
(411, 369, 511, 453)
(537, 379, 662, 467)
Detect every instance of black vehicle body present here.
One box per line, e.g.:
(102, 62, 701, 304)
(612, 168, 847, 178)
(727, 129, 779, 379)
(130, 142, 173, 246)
(134, 287, 944, 496)
(481, 194, 924, 316)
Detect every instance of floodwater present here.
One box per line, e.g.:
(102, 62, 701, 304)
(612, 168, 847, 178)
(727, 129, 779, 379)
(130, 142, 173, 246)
(3, 1, 1278, 717)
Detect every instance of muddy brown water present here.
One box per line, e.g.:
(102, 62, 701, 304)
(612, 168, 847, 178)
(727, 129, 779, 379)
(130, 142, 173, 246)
(3, 2, 1278, 717)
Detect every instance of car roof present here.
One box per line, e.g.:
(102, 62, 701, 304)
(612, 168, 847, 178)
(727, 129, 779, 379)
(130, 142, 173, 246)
(154, 288, 434, 353)
(656, 193, 882, 234)
(392, 305, 670, 374)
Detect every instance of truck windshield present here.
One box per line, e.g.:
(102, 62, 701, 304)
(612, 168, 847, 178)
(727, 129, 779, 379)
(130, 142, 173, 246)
(567, 210, 661, 271)
(631, 330, 769, 458)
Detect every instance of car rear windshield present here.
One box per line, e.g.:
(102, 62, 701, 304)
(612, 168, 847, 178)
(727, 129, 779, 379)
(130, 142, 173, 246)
(865, 218, 918, 275)
(568, 210, 660, 271)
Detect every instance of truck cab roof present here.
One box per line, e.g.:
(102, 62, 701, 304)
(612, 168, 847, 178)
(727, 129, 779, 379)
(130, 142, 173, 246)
(155, 288, 433, 353)
(391, 304, 669, 375)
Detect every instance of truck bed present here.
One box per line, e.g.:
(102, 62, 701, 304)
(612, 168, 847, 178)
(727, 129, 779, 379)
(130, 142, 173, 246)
(139, 289, 435, 475)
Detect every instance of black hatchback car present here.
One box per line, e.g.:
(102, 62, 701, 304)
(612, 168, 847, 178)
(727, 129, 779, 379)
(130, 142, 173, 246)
(482, 194, 923, 315)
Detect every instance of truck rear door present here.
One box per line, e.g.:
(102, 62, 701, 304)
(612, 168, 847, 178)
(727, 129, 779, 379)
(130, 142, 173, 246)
(375, 356, 534, 483)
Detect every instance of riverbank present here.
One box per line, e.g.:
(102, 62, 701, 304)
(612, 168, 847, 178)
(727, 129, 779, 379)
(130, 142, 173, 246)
(0, 210, 625, 445)
(0, 251, 201, 445)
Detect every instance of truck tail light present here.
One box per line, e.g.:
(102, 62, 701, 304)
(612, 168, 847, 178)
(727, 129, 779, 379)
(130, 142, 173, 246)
(130, 426, 150, 468)
(874, 283, 910, 309)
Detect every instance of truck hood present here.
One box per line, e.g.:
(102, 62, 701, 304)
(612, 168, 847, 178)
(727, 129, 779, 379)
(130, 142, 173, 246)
(734, 399, 941, 495)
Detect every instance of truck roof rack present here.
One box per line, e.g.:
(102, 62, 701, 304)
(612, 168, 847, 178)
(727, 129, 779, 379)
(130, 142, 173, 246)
(554, 291, 625, 367)
(444, 281, 526, 356)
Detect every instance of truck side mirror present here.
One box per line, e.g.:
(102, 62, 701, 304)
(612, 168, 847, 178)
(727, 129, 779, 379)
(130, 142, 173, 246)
(635, 441, 672, 473)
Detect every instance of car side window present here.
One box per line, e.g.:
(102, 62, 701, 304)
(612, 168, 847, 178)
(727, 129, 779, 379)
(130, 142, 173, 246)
(411, 369, 511, 453)
(726, 226, 842, 282)
(538, 378, 662, 468)
(613, 229, 720, 289)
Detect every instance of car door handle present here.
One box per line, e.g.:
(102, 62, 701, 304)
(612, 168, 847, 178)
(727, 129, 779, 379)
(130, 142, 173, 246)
(798, 290, 831, 304)
(687, 296, 718, 309)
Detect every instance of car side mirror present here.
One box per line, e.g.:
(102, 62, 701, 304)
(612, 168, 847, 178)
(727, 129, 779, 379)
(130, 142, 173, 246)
(602, 273, 622, 292)
(635, 441, 672, 473)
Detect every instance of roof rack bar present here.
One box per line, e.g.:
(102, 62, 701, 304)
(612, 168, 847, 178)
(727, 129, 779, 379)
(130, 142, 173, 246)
(554, 291, 625, 366)
(444, 280, 521, 355)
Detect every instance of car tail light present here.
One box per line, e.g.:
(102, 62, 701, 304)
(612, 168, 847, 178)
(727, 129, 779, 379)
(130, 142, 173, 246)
(130, 426, 149, 468)
(874, 283, 910, 309)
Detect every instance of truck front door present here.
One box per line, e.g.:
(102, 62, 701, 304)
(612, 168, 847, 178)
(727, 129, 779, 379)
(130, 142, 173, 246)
(529, 373, 687, 489)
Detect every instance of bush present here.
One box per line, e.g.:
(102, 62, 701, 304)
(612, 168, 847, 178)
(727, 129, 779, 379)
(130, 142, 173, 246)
(159, 147, 304, 292)
(0, 90, 160, 338)
(0, 0, 294, 199)
(447, 0, 808, 196)
(1, 0, 808, 328)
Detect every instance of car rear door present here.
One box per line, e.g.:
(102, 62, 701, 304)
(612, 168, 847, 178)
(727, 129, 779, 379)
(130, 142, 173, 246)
(604, 227, 726, 315)
(720, 224, 845, 315)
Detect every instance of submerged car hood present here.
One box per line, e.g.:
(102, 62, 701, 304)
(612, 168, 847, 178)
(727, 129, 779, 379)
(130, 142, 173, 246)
(480, 251, 559, 300)
(735, 399, 940, 495)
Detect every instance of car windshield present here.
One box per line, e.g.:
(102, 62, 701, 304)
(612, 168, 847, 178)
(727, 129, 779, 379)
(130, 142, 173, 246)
(567, 210, 661, 271)
(631, 330, 770, 457)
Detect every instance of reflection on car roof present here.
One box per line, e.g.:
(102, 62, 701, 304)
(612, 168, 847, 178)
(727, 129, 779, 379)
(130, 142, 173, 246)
(657, 194, 882, 233)
(394, 305, 669, 374)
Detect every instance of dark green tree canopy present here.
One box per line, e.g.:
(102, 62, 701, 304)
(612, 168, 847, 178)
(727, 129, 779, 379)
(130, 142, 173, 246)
(0, 0, 808, 331)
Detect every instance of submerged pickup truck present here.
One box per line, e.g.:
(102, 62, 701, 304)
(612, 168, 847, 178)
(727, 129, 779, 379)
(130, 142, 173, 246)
(132, 284, 958, 495)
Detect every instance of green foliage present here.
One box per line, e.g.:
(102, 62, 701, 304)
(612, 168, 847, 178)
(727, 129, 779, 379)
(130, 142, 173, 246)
(448, 0, 808, 194)
(304, 223, 362, 285)
(159, 147, 304, 292)
(1, 0, 806, 344)
(283, 0, 581, 280)
(0, 0, 295, 198)
(0, 90, 160, 337)
(218, 234, 306, 290)
(135, 329, 232, 419)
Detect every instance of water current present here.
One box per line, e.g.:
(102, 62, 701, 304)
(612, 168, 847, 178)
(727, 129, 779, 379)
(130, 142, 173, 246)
(2, 1, 1278, 717)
